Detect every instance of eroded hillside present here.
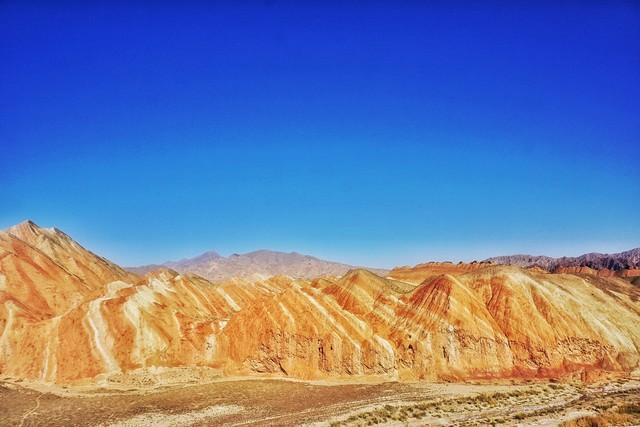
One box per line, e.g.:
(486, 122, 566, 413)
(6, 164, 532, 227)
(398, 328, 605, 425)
(1, 221, 639, 384)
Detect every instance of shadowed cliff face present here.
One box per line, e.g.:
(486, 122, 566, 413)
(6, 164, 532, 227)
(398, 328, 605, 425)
(1, 222, 639, 384)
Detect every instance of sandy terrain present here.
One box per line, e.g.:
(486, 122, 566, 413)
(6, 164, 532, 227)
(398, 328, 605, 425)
(1, 371, 638, 427)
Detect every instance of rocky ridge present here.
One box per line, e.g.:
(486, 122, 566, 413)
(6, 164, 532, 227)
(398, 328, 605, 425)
(485, 248, 640, 273)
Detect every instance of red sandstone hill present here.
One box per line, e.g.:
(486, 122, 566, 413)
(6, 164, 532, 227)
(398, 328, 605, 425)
(1, 221, 639, 384)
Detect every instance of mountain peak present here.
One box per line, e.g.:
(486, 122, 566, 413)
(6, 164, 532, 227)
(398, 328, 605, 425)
(3, 220, 135, 290)
(7, 220, 74, 245)
(7, 219, 45, 239)
(8, 219, 39, 232)
(189, 250, 222, 261)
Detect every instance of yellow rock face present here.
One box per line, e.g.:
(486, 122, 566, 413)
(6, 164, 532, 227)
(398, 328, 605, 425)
(1, 222, 639, 384)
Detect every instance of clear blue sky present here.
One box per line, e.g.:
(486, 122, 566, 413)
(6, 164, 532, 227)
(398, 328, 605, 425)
(1, 2, 639, 268)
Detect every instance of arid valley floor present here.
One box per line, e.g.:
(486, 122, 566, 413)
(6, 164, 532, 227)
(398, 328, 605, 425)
(2, 370, 640, 426)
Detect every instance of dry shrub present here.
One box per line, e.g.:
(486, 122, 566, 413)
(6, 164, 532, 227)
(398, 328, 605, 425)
(560, 413, 633, 427)
(619, 404, 640, 414)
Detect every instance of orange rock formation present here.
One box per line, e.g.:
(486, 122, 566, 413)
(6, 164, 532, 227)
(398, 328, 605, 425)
(1, 221, 639, 384)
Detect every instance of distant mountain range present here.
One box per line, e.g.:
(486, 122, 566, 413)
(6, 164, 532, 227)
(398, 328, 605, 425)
(485, 248, 640, 272)
(128, 250, 389, 281)
(128, 247, 640, 281)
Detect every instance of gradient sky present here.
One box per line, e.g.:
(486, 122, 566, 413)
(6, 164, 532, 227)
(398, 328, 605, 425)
(1, 2, 639, 268)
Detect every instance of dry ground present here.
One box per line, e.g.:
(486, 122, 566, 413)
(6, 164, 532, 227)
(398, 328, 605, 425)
(0, 372, 638, 426)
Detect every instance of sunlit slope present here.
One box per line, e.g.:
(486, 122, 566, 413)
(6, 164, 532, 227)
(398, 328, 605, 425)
(7, 220, 136, 288)
(217, 266, 640, 380)
(1, 222, 638, 384)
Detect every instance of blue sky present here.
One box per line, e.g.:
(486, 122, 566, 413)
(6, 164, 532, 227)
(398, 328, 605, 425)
(1, 2, 639, 268)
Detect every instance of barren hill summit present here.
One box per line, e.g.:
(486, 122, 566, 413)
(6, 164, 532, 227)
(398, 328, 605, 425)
(4, 220, 135, 288)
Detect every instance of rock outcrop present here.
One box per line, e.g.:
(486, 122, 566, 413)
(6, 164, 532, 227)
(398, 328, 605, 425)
(1, 221, 639, 384)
